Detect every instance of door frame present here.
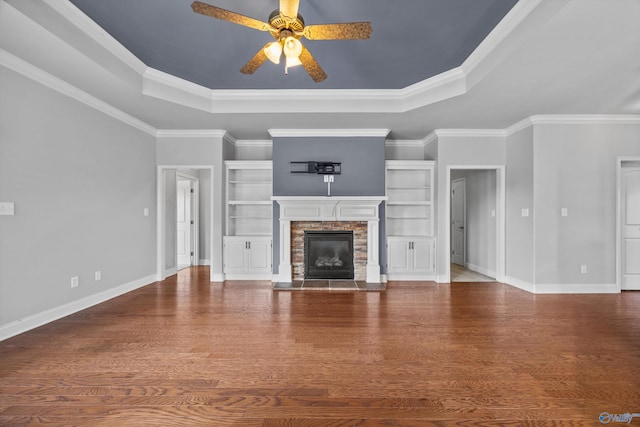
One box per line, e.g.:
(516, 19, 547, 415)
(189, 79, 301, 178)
(616, 157, 640, 291)
(444, 166, 505, 283)
(451, 177, 467, 267)
(176, 172, 200, 269)
(157, 165, 215, 282)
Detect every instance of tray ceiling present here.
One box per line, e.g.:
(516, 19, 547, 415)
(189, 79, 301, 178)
(68, 0, 518, 90)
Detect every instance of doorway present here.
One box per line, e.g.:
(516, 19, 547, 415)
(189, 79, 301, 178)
(446, 166, 505, 283)
(177, 174, 199, 271)
(157, 166, 214, 282)
(618, 158, 640, 290)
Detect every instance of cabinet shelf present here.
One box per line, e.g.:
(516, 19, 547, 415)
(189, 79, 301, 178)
(386, 201, 431, 206)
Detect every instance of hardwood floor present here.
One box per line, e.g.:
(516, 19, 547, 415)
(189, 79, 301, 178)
(1, 267, 639, 426)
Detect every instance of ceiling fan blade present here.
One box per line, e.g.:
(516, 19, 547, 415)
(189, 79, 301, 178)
(191, 1, 271, 32)
(299, 46, 327, 83)
(240, 43, 271, 74)
(304, 22, 372, 40)
(279, 0, 300, 19)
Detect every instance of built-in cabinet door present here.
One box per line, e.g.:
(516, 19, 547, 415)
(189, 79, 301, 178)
(387, 237, 436, 275)
(412, 239, 435, 273)
(387, 238, 411, 273)
(224, 238, 247, 274)
(224, 236, 272, 275)
(247, 238, 272, 273)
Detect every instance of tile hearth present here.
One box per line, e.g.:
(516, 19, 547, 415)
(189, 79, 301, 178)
(273, 280, 386, 291)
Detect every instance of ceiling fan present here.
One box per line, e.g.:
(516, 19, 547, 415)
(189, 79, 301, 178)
(191, 0, 372, 83)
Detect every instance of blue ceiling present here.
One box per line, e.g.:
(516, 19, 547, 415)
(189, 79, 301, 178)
(69, 0, 518, 90)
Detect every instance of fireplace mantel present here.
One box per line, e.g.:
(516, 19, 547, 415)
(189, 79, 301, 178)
(272, 196, 386, 283)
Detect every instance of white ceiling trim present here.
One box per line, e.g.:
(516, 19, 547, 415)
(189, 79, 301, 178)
(268, 129, 390, 138)
(435, 129, 506, 138)
(0, 48, 156, 136)
(156, 129, 229, 138)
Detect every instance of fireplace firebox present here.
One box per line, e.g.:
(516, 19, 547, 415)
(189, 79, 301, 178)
(304, 231, 354, 279)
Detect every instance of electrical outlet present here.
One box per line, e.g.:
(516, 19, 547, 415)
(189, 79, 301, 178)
(143, 208, 149, 216)
(95, 271, 102, 281)
(521, 208, 529, 217)
(561, 208, 568, 217)
(580, 265, 588, 274)
(71, 276, 79, 288)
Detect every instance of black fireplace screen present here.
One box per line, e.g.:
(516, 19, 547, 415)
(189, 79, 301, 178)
(304, 231, 354, 279)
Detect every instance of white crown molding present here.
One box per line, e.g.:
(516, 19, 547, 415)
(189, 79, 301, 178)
(47, 0, 147, 75)
(234, 139, 273, 147)
(385, 139, 424, 147)
(268, 129, 391, 138)
(530, 114, 640, 125)
(0, 48, 156, 136)
(435, 129, 506, 138)
(156, 129, 229, 138)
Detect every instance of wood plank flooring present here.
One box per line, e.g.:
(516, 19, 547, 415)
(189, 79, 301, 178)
(1, 266, 640, 426)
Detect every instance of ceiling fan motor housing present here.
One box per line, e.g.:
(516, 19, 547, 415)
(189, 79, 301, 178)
(269, 9, 305, 36)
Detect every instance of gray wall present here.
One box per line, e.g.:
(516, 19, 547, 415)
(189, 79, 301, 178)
(0, 67, 157, 327)
(272, 136, 386, 274)
(505, 126, 535, 284)
(532, 122, 640, 288)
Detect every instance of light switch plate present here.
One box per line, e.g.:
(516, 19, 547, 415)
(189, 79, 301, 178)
(561, 208, 568, 217)
(0, 202, 15, 216)
(521, 208, 529, 217)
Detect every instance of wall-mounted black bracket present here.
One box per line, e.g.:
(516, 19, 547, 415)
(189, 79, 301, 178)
(290, 161, 342, 175)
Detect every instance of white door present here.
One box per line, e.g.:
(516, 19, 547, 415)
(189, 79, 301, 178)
(622, 164, 640, 290)
(176, 180, 192, 268)
(451, 178, 466, 266)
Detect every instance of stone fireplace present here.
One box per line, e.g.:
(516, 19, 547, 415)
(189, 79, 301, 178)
(272, 196, 386, 283)
(304, 230, 354, 279)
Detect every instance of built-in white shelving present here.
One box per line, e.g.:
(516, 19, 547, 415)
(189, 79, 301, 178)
(385, 160, 436, 278)
(224, 161, 272, 279)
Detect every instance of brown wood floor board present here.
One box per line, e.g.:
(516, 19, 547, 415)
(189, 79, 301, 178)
(1, 266, 639, 425)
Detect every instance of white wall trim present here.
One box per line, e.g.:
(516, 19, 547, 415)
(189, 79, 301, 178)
(385, 139, 425, 147)
(444, 166, 506, 284)
(198, 259, 211, 266)
(387, 274, 437, 282)
(530, 114, 640, 125)
(156, 129, 229, 138)
(435, 129, 506, 138)
(0, 274, 156, 342)
(505, 276, 535, 293)
(268, 129, 391, 138)
(534, 283, 620, 294)
(0, 49, 156, 136)
(234, 139, 273, 147)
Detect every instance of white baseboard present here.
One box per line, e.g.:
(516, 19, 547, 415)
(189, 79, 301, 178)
(211, 273, 225, 282)
(386, 274, 437, 282)
(535, 283, 619, 294)
(224, 273, 272, 281)
(465, 262, 496, 279)
(380, 274, 388, 283)
(164, 267, 177, 278)
(504, 276, 619, 294)
(436, 274, 448, 283)
(0, 274, 156, 342)
(505, 275, 535, 293)
(198, 259, 211, 266)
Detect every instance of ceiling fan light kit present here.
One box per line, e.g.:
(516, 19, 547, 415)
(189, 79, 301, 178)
(191, 0, 372, 83)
